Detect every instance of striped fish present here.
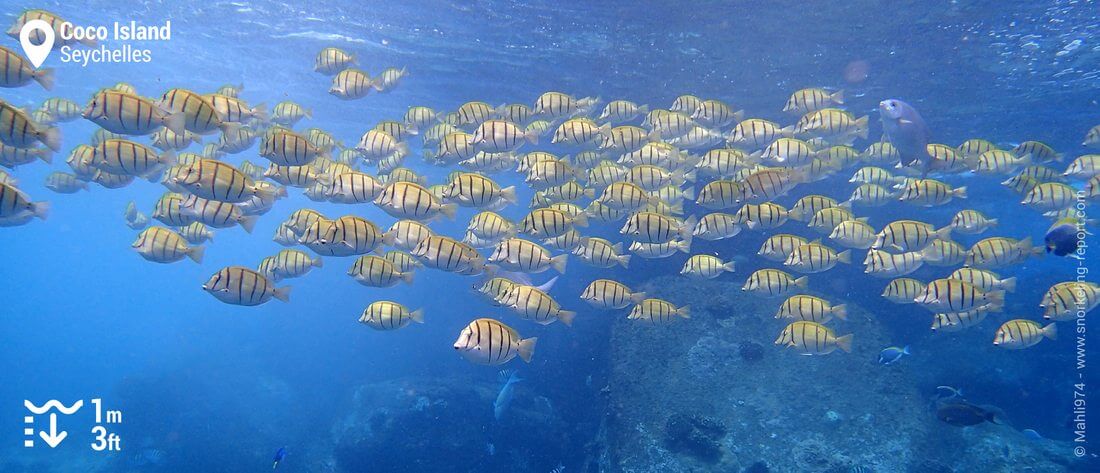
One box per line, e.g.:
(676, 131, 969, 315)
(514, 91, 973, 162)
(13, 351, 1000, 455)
(915, 278, 1005, 313)
(158, 88, 235, 136)
(628, 239, 690, 259)
(0, 45, 53, 89)
(0, 100, 60, 151)
(628, 298, 690, 323)
(472, 119, 537, 153)
(314, 47, 356, 74)
(993, 320, 1057, 349)
(931, 307, 992, 332)
(863, 248, 937, 278)
(261, 128, 325, 166)
(784, 242, 851, 273)
(202, 266, 290, 306)
(680, 254, 735, 279)
(151, 192, 196, 226)
(375, 181, 457, 221)
(573, 237, 630, 268)
(882, 278, 925, 304)
(329, 69, 374, 99)
(89, 139, 172, 179)
(950, 210, 998, 234)
(455, 101, 495, 126)
(776, 295, 847, 323)
(581, 279, 645, 309)
(775, 321, 853, 355)
(949, 268, 1016, 293)
(729, 118, 791, 149)
(131, 226, 203, 264)
(299, 215, 389, 257)
(873, 220, 951, 252)
(620, 212, 694, 244)
(348, 255, 413, 287)
(170, 159, 273, 203)
(693, 212, 741, 240)
(489, 238, 567, 274)
(359, 301, 424, 330)
(412, 235, 485, 274)
(533, 92, 595, 119)
(742, 269, 807, 298)
(179, 194, 256, 232)
(7, 10, 98, 48)
(500, 285, 576, 326)
(599, 100, 648, 123)
(177, 222, 214, 244)
(1022, 182, 1077, 211)
(898, 179, 967, 207)
(327, 171, 384, 204)
(520, 208, 586, 239)
(453, 318, 537, 365)
(271, 101, 311, 126)
(965, 237, 1039, 269)
(445, 172, 516, 208)
(388, 219, 433, 251)
(1041, 282, 1100, 321)
(204, 94, 265, 123)
(783, 88, 844, 114)
(262, 249, 322, 281)
(758, 234, 808, 262)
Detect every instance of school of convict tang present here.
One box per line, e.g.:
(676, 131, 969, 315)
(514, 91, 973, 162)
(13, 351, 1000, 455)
(3, 9, 1100, 365)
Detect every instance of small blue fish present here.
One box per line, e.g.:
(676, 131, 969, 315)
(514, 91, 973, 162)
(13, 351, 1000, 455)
(272, 447, 287, 470)
(879, 99, 932, 175)
(494, 370, 522, 420)
(878, 345, 910, 365)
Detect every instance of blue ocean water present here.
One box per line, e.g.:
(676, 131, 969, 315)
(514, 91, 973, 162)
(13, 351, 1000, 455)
(0, 1, 1097, 472)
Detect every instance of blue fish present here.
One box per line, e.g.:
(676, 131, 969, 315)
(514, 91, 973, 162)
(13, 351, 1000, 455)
(879, 99, 932, 175)
(1045, 218, 1084, 257)
(878, 345, 910, 365)
(272, 447, 287, 470)
(494, 370, 522, 421)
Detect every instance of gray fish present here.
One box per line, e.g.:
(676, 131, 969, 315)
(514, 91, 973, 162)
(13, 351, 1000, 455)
(879, 99, 932, 175)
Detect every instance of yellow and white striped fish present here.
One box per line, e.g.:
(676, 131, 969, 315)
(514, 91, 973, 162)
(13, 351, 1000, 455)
(573, 237, 630, 268)
(261, 128, 325, 166)
(628, 239, 691, 259)
(533, 92, 596, 119)
(873, 220, 951, 252)
(807, 207, 858, 234)
(262, 249, 322, 281)
(931, 308, 992, 333)
(680, 254, 735, 279)
(7, 9, 98, 48)
(520, 208, 587, 239)
(494, 103, 532, 125)
(0, 45, 53, 90)
(619, 142, 686, 168)
(581, 279, 646, 309)
(472, 119, 537, 153)
(733, 202, 787, 230)
(957, 138, 998, 157)
(783, 88, 844, 114)
(0, 184, 48, 224)
(445, 172, 516, 207)
(898, 179, 967, 207)
(620, 212, 694, 244)
(388, 219, 433, 251)
(170, 159, 274, 203)
(349, 255, 413, 287)
(202, 266, 290, 306)
(151, 192, 194, 226)
(314, 47, 356, 74)
(693, 212, 741, 240)
(375, 181, 457, 221)
(915, 278, 1005, 313)
(728, 118, 791, 149)
(882, 278, 925, 304)
(131, 226, 203, 264)
(179, 194, 257, 232)
(489, 238, 567, 274)
(628, 298, 690, 323)
(81, 89, 184, 138)
(44, 172, 88, 193)
(775, 321, 852, 355)
(500, 284, 576, 326)
(299, 215, 389, 256)
(758, 234, 808, 262)
(158, 88, 236, 136)
(965, 236, 1040, 269)
(949, 268, 1016, 293)
(453, 318, 537, 365)
(329, 69, 375, 100)
(993, 320, 1056, 350)
(358, 300, 423, 331)
(455, 101, 495, 126)
(177, 222, 214, 244)
(598, 100, 648, 123)
(784, 242, 850, 273)
(695, 180, 742, 210)
(776, 295, 847, 323)
(598, 181, 657, 211)
(975, 150, 1031, 174)
(552, 118, 609, 146)
(829, 219, 877, 249)
(863, 247, 938, 278)
(1022, 182, 1077, 211)
(742, 269, 807, 298)
(384, 250, 422, 272)
(271, 101, 311, 126)
(846, 183, 896, 207)
(468, 211, 516, 241)
(88, 139, 172, 179)
(411, 235, 486, 274)
(1041, 282, 1100, 321)
(950, 210, 998, 234)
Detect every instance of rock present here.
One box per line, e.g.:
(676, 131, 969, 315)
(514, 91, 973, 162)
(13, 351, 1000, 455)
(664, 413, 727, 463)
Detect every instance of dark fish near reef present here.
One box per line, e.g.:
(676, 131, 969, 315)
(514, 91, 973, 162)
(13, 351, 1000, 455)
(936, 401, 1000, 427)
(1045, 217, 1085, 257)
(879, 99, 932, 175)
(272, 446, 287, 470)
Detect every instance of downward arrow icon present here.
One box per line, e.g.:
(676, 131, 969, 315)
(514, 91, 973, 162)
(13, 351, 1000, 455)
(39, 413, 67, 448)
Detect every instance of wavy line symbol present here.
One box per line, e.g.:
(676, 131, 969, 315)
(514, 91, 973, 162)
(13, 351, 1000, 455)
(24, 400, 83, 415)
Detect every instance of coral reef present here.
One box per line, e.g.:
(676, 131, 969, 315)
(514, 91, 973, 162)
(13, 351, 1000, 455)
(664, 413, 727, 462)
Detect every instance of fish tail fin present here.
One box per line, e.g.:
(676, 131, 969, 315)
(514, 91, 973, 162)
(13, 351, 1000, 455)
(680, 186, 695, 200)
(934, 225, 954, 241)
(902, 345, 911, 355)
(37, 148, 53, 164)
(583, 187, 596, 199)
(677, 305, 691, 319)
(988, 217, 999, 228)
(855, 116, 869, 139)
(238, 215, 258, 233)
(401, 271, 415, 285)
(618, 254, 631, 268)
(832, 304, 848, 320)
(1000, 277, 1016, 293)
(187, 245, 205, 264)
(273, 285, 291, 303)
(34, 68, 54, 91)
(676, 239, 691, 253)
(1042, 323, 1058, 340)
(679, 215, 697, 241)
(525, 129, 539, 145)
(988, 290, 1006, 306)
(835, 333, 854, 353)
(251, 103, 268, 122)
(629, 291, 647, 304)
(723, 261, 737, 273)
(311, 256, 323, 268)
(571, 211, 589, 228)
(551, 254, 568, 274)
(517, 337, 538, 362)
(794, 276, 809, 289)
(500, 186, 517, 205)
(831, 90, 845, 105)
(557, 310, 576, 327)
(31, 201, 49, 220)
(254, 183, 277, 202)
(38, 126, 61, 152)
(952, 186, 968, 199)
(409, 308, 425, 324)
(836, 249, 852, 264)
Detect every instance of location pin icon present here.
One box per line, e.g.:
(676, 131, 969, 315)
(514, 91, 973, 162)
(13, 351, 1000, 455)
(19, 19, 54, 69)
